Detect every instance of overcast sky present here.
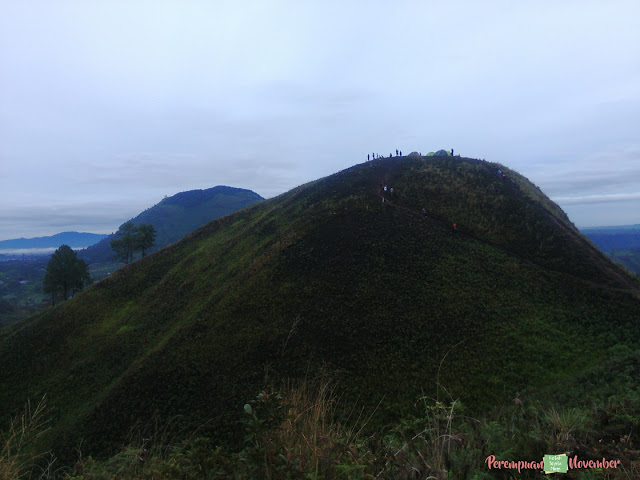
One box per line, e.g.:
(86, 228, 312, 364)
(1, 1, 639, 240)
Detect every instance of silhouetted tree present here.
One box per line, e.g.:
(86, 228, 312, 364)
(110, 221, 137, 263)
(43, 245, 92, 305)
(110, 222, 157, 262)
(136, 224, 156, 257)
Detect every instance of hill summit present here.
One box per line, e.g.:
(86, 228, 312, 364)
(1, 155, 638, 461)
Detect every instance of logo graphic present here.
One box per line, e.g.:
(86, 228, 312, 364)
(544, 454, 568, 473)
(485, 454, 620, 473)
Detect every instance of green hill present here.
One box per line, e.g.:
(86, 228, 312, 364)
(1, 156, 639, 469)
(80, 185, 264, 263)
(0, 186, 263, 326)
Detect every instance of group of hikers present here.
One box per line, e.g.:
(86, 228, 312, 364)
(368, 149, 404, 161)
(497, 168, 515, 184)
(373, 149, 520, 236)
(368, 148, 458, 162)
(380, 182, 396, 203)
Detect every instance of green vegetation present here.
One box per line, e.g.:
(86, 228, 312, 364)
(86, 263, 120, 284)
(3, 375, 640, 478)
(0, 256, 49, 326)
(43, 246, 92, 306)
(1, 155, 639, 477)
(0, 396, 52, 480)
(0, 186, 262, 325)
(82, 186, 263, 264)
(109, 222, 156, 264)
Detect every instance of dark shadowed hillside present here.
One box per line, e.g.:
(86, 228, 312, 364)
(1, 156, 639, 469)
(80, 185, 263, 263)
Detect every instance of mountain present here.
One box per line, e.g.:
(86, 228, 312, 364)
(0, 232, 107, 251)
(1, 156, 638, 465)
(608, 249, 640, 275)
(581, 224, 640, 252)
(0, 186, 263, 327)
(581, 225, 640, 275)
(79, 186, 263, 263)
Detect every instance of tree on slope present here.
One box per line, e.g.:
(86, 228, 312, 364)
(110, 221, 138, 263)
(136, 223, 156, 257)
(43, 245, 92, 305)
(110, 221, 156, 262)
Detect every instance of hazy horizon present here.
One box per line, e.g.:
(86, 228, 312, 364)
(1, 175, 639, 242)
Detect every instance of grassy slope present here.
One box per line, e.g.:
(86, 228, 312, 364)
(1, 156, 639, 462)
(0, 188, 263, 325)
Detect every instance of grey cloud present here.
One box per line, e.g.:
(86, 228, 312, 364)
(2, 2, 640, 235)
(75, 153, 202, 187)
(540, 170, 640, 196)
(67, 150, 297, 200)
(254, 83, 374, 112)
(563, 201, 640, 228)
(526, 147, 640, 197)
(553, 192, 640, 206)
(0, 201, 148, 240)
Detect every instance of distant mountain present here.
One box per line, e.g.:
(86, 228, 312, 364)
(608, 249, 640, 275)
(80, 186, 264, 263)
(581, 224, 640, 252)
(581, 225, 640, 274)
(0, 232, 107, 250)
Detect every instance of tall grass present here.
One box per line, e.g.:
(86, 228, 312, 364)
(378, 398, 458, 479)
(541, 406, 591, 451)
(242, 374, 375, 479)
(0, 395, 53, 480)
(12, 380, 637, 479)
